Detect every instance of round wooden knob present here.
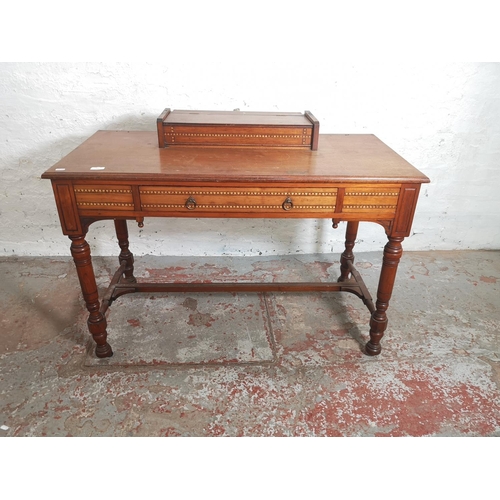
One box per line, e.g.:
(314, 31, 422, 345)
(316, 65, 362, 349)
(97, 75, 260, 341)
(282, 197, 293, 211)
(185, 197, 197, 210)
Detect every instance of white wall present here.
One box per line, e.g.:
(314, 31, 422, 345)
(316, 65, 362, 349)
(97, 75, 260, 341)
(1, 61, 499, 257)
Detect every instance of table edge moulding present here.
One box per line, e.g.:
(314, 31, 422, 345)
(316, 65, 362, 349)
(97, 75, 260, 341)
(42, 128, 430, 359)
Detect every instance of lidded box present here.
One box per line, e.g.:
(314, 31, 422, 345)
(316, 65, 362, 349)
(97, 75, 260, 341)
(157, 109, 319, 150)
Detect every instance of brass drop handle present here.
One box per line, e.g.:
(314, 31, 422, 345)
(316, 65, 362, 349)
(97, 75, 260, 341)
(185, 196, 197, 210)
(282, 197, 293, 211)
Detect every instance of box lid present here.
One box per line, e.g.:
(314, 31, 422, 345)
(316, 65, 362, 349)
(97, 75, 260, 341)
(163, 109, 313, 127)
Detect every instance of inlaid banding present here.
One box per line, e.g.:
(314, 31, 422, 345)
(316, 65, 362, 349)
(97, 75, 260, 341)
(344, 205, 396, 210)
(77, 202, 134, 207)
(347, 192, 399, 197)
(141, 204, 336, 210)
(140, 190, 337, 196)
(167, 133, 309, 139)
(75, 189, 132, 194)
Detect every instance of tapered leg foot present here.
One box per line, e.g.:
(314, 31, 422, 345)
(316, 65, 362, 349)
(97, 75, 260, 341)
(365, 342, 382, 356)
(95, 342, 113, 358)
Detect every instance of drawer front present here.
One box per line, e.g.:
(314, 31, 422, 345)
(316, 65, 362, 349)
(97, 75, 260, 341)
(139, 186, 337, 214)
(342, 187, 400, 215)
(74, 185, 134, 211)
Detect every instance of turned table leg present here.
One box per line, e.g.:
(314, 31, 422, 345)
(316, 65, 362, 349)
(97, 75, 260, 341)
(338, 221, 359, 282)
(366, 236, 404, 356)
(70, 234, 113, 358)
(114, 219, 137, 283)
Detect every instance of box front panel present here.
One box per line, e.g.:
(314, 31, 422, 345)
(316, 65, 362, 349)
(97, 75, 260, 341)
(164, 125, 313, 147)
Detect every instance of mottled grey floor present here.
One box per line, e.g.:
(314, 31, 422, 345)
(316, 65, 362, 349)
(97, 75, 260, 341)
(1, 250, 499, 436)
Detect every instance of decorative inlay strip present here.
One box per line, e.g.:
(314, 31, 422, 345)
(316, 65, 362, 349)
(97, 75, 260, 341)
(346, 192, 399, 196)
(77, 202, 134, 207)
(167, 133, 309, 139)
(142, 204, 336, 210)
(344, 205, 396, 209)
(293, 206, 336, 209)
(75, 189, 132, 194)
(141, 190, 337, 196)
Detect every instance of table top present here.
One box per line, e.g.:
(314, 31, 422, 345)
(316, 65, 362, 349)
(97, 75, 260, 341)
(42, 131, 430, 184)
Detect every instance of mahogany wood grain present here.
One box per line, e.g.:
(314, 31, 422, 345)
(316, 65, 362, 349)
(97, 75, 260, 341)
(42, 132, 429, 358)
(42, 132, 429, 184)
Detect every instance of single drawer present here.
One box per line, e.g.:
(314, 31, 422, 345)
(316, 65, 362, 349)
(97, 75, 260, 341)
(139, 186, 337, 214)
(74, 185, 134, 211)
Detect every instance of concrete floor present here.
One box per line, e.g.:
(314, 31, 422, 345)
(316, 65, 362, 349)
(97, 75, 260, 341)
(1, 250, 499, 436)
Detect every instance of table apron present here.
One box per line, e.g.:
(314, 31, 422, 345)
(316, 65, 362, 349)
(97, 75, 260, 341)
(70, 182, 401, 216)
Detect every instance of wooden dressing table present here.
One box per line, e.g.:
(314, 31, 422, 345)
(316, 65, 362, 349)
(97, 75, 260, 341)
(42, 131, 429, 358)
